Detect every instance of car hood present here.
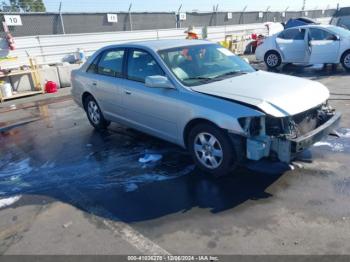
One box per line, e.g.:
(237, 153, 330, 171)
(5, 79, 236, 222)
(191, 70, 329, 117)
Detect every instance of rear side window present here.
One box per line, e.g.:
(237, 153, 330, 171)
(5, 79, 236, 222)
(97, 50, 125, 77)
(127, 50, 164, 82)
(309, 28, 336, 41)
(278, 29, 305, 40)
(87, 56, 99, 74)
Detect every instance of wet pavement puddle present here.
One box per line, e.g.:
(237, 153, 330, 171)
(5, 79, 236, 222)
(1, 99, 350, 221)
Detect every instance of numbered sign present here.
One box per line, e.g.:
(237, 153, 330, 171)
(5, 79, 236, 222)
(107, 13, 118, 23)
(4, 15, 22, 26)
(258, 12, 264, 18)
(179, 12, 186, 21)
(227, 12, 232, 19)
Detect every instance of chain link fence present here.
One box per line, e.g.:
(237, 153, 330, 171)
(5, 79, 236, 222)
(0, 9, 337, 37)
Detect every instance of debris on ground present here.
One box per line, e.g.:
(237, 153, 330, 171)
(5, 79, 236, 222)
(138, 154, 163, 164)
(63, 221, 73, 228)
(0, 195, 21, 208)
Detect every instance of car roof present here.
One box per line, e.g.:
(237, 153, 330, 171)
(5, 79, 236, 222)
(101, 39, 213, 52)
(290, 24, 334, 30)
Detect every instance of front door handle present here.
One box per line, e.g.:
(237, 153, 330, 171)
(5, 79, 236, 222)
(92, 82, 97, 86)
(125, 90, 132, 95)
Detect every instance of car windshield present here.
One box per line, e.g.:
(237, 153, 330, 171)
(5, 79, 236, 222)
(158, 44, 255, 86)
(328, 25, 350, 37)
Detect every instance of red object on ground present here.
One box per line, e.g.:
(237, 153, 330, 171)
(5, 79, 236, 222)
(45, 81, 57, 93)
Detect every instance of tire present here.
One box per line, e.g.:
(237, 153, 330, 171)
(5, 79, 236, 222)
(187, 123, 237, 177)
(341, 50, 350, 71)
(84, 95, 110, 130)
(264, 51, 282, 69)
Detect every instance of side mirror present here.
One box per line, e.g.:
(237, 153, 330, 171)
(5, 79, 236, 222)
(145, 75, 175, 89)
(327, 35, 340, 41)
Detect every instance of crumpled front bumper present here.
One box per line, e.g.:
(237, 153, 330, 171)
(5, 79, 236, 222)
(290, 112, 342, 153)
(246, 112, 342, 163)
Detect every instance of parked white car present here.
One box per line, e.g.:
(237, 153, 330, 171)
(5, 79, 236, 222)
(256, 25, 350, 70)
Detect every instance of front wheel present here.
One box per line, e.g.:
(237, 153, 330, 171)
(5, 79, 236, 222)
(188, 123, 237, 177)
(341, 51, 350, 71)
(264, 51, 282, 69)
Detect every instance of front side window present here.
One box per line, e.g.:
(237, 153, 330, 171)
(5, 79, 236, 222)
(96, 49, 125, 77)
(309, 28, 336, 41)
(278, 28, 305, 40)
(127, 50, 164, 82)
(158, 44, 255, 87)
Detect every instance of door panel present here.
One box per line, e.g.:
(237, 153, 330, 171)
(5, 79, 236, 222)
(122, 80, 179, 142)
(121, 49, 179, 142)
(87, 49, 125, 120)
(307, 28, 340, 64)
(276, 28, 307, 63)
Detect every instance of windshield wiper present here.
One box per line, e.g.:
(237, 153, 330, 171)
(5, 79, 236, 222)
(183, 76, 214, 82)
(213, 71, 247, 79)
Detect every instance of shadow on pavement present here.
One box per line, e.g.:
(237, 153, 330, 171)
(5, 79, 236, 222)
(0, 105, 283, 222)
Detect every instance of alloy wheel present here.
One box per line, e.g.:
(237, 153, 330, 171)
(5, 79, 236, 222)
(267, 54, 278, 67)
(87, 100, 101, 125)
(193, 132, 223, 169)
(344, 54, 350, 69)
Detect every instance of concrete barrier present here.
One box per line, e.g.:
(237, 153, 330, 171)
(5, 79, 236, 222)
(38, 67, 60, 89)
(57, 64, 81, 88)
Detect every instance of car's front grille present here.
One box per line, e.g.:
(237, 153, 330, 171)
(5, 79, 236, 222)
(266, 104, 333, 138)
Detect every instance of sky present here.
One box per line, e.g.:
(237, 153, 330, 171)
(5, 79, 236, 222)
(41, 0, 350, 12)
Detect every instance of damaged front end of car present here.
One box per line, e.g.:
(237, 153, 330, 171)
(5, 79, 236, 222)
(238, 102, 342, 163)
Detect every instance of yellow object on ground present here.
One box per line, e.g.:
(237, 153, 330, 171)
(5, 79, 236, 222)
(0, 56, 18, 63)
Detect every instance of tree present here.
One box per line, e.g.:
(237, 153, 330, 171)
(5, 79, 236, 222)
(1, 0, 46, 12)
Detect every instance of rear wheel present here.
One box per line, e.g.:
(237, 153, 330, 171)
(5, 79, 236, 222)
(188, 123, 237, 177)
(84, 95, 110, 130)
(264, 51, 282, 69)
(341, 50, 350, 71)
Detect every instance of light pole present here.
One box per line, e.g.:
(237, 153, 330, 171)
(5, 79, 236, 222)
(176, 4, 182, 28)
(302, 0, 306, 11)
(128, 3, 132, 31)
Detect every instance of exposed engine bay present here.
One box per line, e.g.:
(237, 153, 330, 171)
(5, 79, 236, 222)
(241, 102, 340, 163)
(265, 103, 336, 139)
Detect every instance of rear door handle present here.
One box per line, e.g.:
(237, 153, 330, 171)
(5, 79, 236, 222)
(92, 82, 97, 86)
(125, 90, 132, 95)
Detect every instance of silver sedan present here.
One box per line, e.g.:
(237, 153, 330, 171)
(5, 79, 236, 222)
(71, 39, 340, 176)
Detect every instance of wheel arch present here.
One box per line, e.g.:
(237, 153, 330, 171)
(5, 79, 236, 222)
(182, 118, 226, 149)
(82, 92, 93, 109)
(340, 49, 350, 62)
(264, 49, 284, 62)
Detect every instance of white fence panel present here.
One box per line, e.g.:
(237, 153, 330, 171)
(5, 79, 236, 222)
(0, 23, 274, 69)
